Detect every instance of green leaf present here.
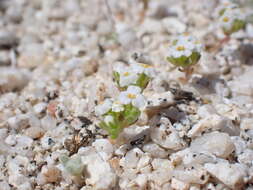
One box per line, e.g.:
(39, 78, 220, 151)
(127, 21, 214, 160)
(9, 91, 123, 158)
(135, 73, 150, 90)
(219, 8, 226, 16)
(166, 52, 201, 68)
(99, 113, 123, 139)
(98, 104, 141, 139)
(223, 19, 246, 35)
(167, 55, 190, 67)
(122, 104, 141, 126)
(113, 71, 128, 90)
(189, 52, 201, 65)
(172, 40, 178, 46)
(113, 71, 120, 86)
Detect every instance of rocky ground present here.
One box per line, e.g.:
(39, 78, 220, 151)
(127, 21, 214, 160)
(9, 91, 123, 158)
(0, 0, 253, 189)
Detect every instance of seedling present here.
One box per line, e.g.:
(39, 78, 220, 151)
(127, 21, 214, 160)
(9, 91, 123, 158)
(113, 63, 154, 90)
(217, 1, 247, 46)
(95, 86, 147, 139)
(219, 6, 246, 35)
(166, 33, 202, 81)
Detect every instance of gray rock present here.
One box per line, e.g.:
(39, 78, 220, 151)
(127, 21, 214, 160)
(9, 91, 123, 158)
(6, 6, 22, 23)
(0, 50, 10, 66)
(0, 0, 9, 11)
(0, 30, 18, 48)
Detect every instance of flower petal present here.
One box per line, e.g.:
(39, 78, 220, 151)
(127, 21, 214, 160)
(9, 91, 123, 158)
(127, 85, 142, 94)
(95, 99, 112, 116)
(112, 102, 124, 112)
(119, 73, 138, 87)
(118, 92, 131, 104)
(132, 94, 146, 109)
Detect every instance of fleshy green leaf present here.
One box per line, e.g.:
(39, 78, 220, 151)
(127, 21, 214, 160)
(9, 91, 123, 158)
(113, 71, 120, 86)
(223, 19, 246, 35)
(98, 104, 141, 139)
(122, 104, 141, 126)
(135, 73, 150, 90)
(166, 52, 201, 68)
(189, 52, 201, 65)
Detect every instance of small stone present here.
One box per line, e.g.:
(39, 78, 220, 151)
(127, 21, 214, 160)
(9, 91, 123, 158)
(25, 127, 45, 139)
(0, 30, 18, 48)
(41, 115, 57, 130)
(246, 24, 253, 38)
(81, 148, 117, 189)
(33, 102, 47, 114)
(0, 68, 30, 92)
(171, 178, 190, 190)
(123, 148, 144, 169)
(204, 162, 247, 189)
(173, 166, 209, 184)
(143, 143, 168, 158)
(151, 121, 185, 150)
(41, 166, 62, 183)
(18, 182, 32, 190)
(0, 50, 11, 66)
(6, 6, 22, 23)
(190, 132, 235, 158)
(18, 43, 46, 69)
(41, 136, 55, 150)
(187, 114, 227, 137)
(92, 139, 114, 160)
(8, 174, 28, 188)
(135, 174, 148, 188)
(0, 181, 11, 190)
(5, 135, 16, 146)
(162, 18, 186, 34)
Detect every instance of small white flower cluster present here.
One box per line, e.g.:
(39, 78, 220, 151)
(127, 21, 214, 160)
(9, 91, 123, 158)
(95, 85, 146, 117)
(168, 34, 202, 59)
(95, 60, 153, 139)
(166, 33, 202, 68)
(118, 85, 146, 109)
(218, 1, 247, 35)
(113, 62, 155, 88)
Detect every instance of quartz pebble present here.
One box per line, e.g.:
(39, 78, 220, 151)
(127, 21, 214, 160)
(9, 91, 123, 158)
(162, 17, 186, 34)
(204, 162, 247, 189)
(41, 165, 62, 183)
(0, 0, 253, 189)
(0, 30, 18, 48)
(0, 68, 30, 92)
(190, 131, 235, 158)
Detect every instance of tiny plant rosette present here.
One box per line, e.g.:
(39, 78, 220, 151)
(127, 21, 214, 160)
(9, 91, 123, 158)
(95, 87, 146, 139)
(219, 5, 247, 35)
(113, 63, 155, 90)
(166, 34, 202, 67)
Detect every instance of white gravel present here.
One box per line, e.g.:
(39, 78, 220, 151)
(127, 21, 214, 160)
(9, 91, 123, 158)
(0, 0, 253, 189)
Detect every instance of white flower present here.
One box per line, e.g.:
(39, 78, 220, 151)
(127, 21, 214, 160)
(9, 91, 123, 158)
(168, 34, 202, 58)
(112, 101, 124, 112)
(130, 63, 155, 77)
(95, 99, 112, 116)
(104, 115, 114, 125)
(219, 7, 246, 30)
(113, 65, 138, 87)
(118, 86, 146, 109)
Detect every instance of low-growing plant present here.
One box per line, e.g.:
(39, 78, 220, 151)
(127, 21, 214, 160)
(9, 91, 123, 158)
(219, 5, 247, 35)
(166, 33, 202, 81)
(95, 62, 155, 139)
